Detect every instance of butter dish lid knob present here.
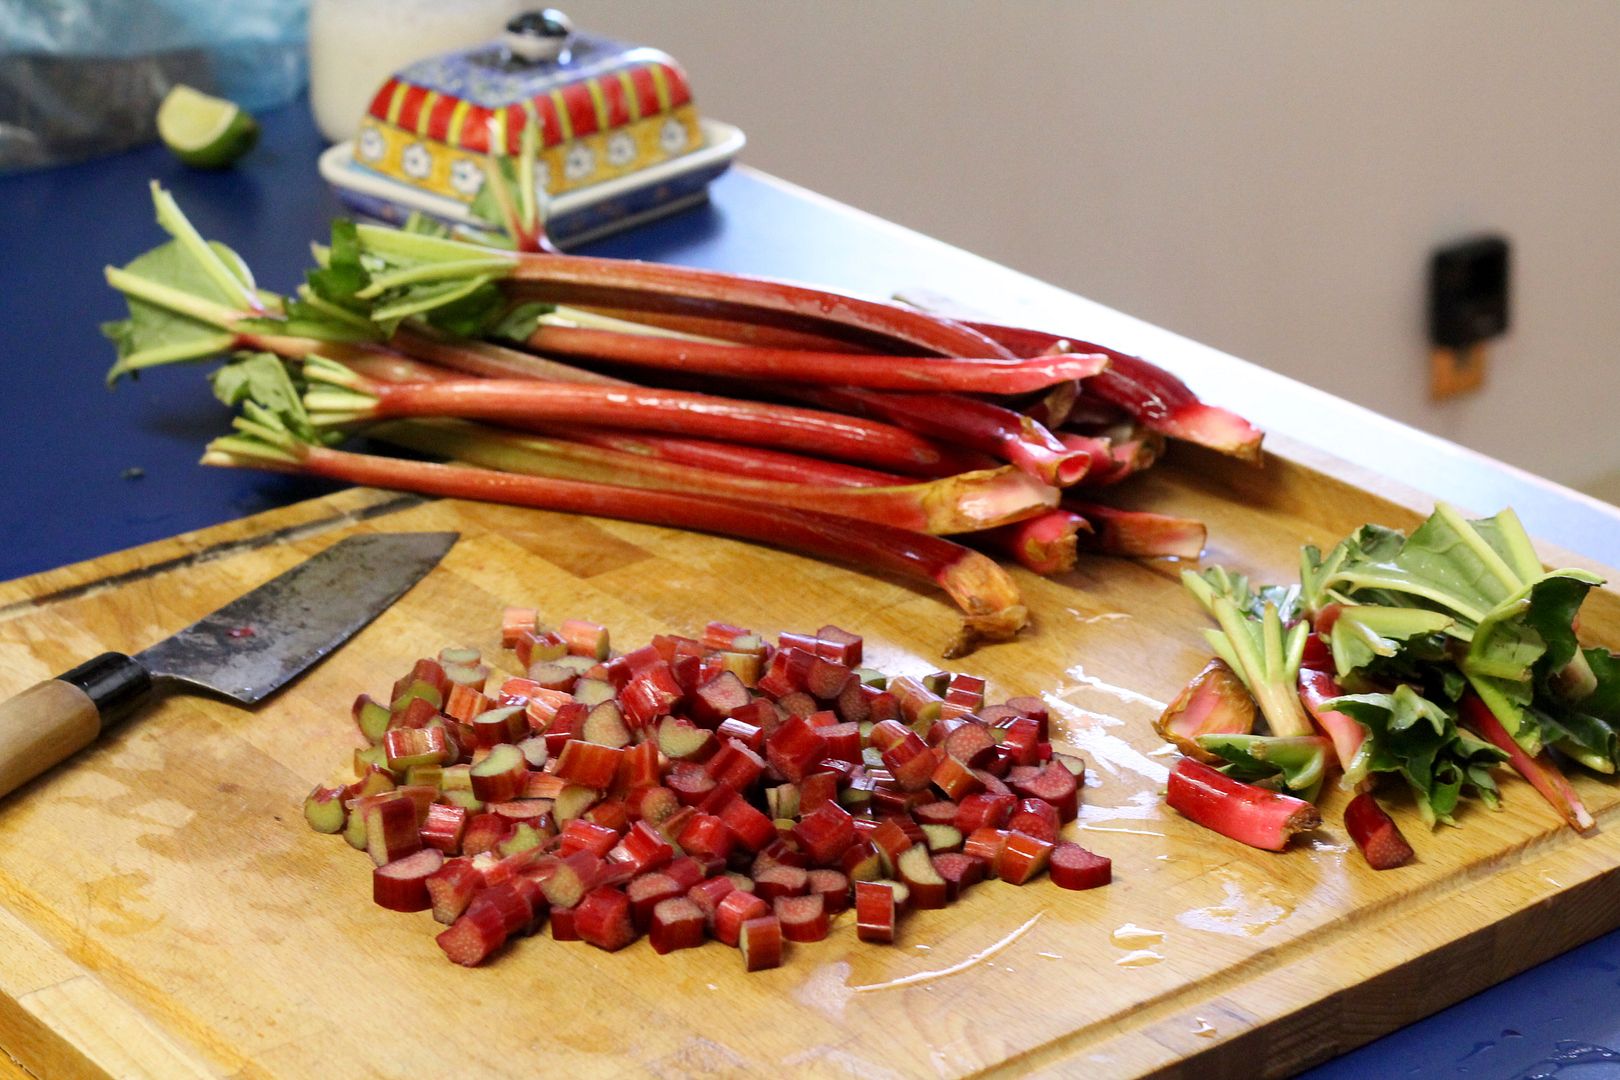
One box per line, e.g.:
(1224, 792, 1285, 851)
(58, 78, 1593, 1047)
(503, 8, 574, 64)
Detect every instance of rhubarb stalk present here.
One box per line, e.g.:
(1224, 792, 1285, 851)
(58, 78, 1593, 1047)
(1165, 756, 1321, 851)
(204, 413, 1028, 655)
(1461, 693, 1594, 831)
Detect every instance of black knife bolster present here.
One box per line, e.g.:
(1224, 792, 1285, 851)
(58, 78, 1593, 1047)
(59, 652, 152, 726)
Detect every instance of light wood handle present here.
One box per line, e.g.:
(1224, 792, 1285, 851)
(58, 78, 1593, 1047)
(0, 680, 102, 799)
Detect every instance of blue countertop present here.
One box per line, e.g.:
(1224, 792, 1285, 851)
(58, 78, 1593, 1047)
(2, 100, 1618, 1078)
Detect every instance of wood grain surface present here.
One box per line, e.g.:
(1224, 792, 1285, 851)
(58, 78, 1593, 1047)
(1, 437, 1618, 1080)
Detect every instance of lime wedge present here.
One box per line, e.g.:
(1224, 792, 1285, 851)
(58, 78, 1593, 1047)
(157, 85, 259, 168)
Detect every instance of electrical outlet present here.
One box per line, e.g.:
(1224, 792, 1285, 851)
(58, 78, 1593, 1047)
(1429, 235, 1509, 401)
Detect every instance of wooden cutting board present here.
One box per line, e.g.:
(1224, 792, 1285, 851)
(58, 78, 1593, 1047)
(3, 437, 1620, 1080)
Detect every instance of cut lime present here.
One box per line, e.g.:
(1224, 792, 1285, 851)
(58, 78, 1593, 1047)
(157, 85, 259, 168)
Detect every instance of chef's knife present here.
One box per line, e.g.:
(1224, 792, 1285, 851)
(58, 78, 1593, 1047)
(0, 531, 457, 799)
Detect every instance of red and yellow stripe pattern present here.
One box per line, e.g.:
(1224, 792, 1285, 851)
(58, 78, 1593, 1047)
(356, 61, 701, 203)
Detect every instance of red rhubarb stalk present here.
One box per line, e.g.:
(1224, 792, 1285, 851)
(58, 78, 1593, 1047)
(524, 322, 1108, 394)
(981, 508, 1089, 575)
(1343, 793, 1415, 870)
(1068, 500, 1206, 559)
(966, 320, 1264, 461)
(204, 437, 1028, 656)
(1297, 668, 1368, 776)
(802, 387, 1093, 487)
(531, 426, 908, 488)
(1460, 693, 1594, 832)
(371, 420, 1058, 536)
(1165, 756, 1322, 851)
(308, 372, 977, 475)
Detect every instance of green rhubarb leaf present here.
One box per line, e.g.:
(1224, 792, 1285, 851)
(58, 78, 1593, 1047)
(1185, 582, 1312, 738)
(1327, 605, 1454, 680)
(1325, 685, 1507, 826)
(104, 238, 253, 383)
(210, 353, 316, 444)
(1535, 706, 1618, 774)
(1184, 566, 1301, 623)
(1194, 733, 1328, 794)
(1300, 525, 1407, 614)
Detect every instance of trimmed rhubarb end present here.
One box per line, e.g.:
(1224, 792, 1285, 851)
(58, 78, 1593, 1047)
(1166, 756, 1322, 852)
(1462, 694, 1595, 832)
(1344, 793, 1415, 870)
(1157, 658, 1258, 765)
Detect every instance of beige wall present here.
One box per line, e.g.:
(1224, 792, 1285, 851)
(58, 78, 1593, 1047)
(570, 2, 1620, 498)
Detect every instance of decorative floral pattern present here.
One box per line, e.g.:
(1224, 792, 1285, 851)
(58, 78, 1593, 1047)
(450, 158, 485, 196)
(401, 142, 433, 180)
(659, 117, 687, 154)
(564, 144, 595, 181)
(358, 127, 386, 163)
(606, 131, 637, 168)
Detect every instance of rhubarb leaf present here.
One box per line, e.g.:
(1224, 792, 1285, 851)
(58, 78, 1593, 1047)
(1326, 686, 1507, 826)
(1183, 576, 1312, 738)
(104, 238, 249, 383)
(210, 352, 317, 444)
(1327, 605, 1454, 680)
(1194, 733, 1329, 794)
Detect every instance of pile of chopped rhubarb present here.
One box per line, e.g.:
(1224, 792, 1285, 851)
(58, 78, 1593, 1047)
(307, 613, 1110, 969)
(106, 183, 1264, 657)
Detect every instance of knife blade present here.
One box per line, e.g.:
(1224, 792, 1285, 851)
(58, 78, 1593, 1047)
(0, 531, 457, 799)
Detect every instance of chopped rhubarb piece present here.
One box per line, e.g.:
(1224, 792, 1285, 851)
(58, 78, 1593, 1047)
(1344, 793, 1416, 870)
(580, 700, 631, 747)
(1166, 757, 1322, 851)
(739, 914, 784, 971)
(373, 849, 445, 912)
(469, 705, 525, 748)
(867, 818, 915, 874)
(715, 889, 770, 946)
(920, 823, 963, 852)
(901, 805, 955, 833)
(552, 740, 623, 790)
(539, 851, 603, 909)
(559, 619, 611, 660)
(628, 872, 684, 930)
(704, 738, 767, 791)
(474, 881, 537, 938)
(714, 716, 765, 752)
(426, 858, 482, 924)
(881, 732, 939, 791)
(621, 667, 684, 729)
(931, 852, 986, 899)
(303, 783, 349, 834)
(420, 802, 469, 853)
(886, 675, 943, 727)
(942, 722, 998, 769)
(1006, 798, 1059, 843)
(550, 905, 580, 941)
(650, 896, 707, 954)
(999, 716, 1042, 766)
(930, 754, 986, 802)
(1006, 761, 1080, 822)
(995, 832, 1054, 885)
(896, 845, 948, 909)
(436, 900, 508, 966)
(676, 813, 734, 861)
(806, 868, 850, 913)
(687, 875, 738, 925)
(855, 881, 899, 944)
(444, 682, 491, 724)
(382, 725, 454, 771)
(752, 863, 810, 901)
(798, 769, 841, 814)
(542, 701, 586, 755)
(559, 818, 621, 858)
(609, 820, 674, 875)
(469, 744, 528, 802)
(657, 716, 718, 762)
(627, 785, 681, 825)
(955, 792, 1017, 833)
(766, 714, 830, 782)
(353, 694, 392, 743)
(775, 894, 830, 942)
(514, 628, 568, 666)
(1049, 843, 1111, 890)
(575, 886, 637, 952)
(461, 812, 511, 856)
(792, 800, 856, 865)
(839, 838, 882, 882)
(963, 827, 1009, 869)
(714, 792, 777, 852)
(691, 671, 752, 727)
(363, 796, 422, 867)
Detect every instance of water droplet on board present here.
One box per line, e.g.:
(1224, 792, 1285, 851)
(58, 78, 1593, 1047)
(1177, 875, 1292, 937)
(1111, 923, 1166, 948)
(1191, 1018, 1217, 1038)
(1115, 949, 1163, 968)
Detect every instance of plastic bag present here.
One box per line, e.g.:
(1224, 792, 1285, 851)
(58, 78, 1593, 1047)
(0, 0, 309, 171)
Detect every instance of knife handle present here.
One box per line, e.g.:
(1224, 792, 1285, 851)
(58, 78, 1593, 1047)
(0, 653, 152, 799)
